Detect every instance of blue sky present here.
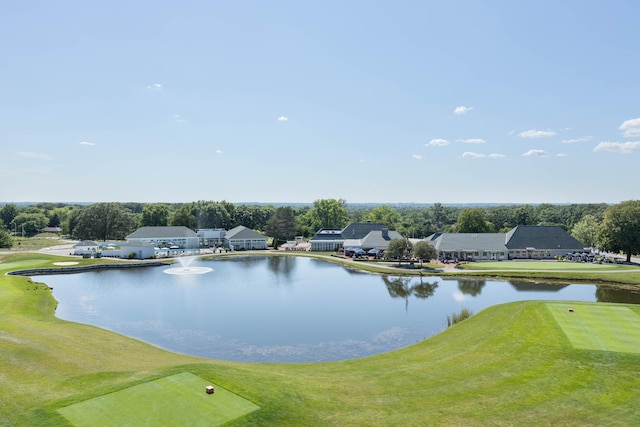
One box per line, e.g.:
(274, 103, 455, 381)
(2, 0, 639, 204)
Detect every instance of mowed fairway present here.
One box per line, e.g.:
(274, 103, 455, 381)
(548, 303, 640, 353)
(57, 372, 259, 427)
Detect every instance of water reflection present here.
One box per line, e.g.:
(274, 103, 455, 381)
(36, 256, 637, 363)
(383, 276, 438, 311)
(596, 286, 640, 304)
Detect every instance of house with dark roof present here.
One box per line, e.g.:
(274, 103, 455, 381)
(310, 222, 404, 251)
(224, 226, 268, 250)
(421, 225, 586, 261)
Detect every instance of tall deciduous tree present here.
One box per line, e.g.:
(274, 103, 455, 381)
(413, 241, 437, 267)
(141, 203, 170, 226)
(455, 208, 495, 233)
(11, 212, 49, 236)
(385, 238, 413, 264)
(597, 200, 640, 262)
(571, 214, 600, 248)
(169, 203, 197, 229)
(264, 206, 297, 247)
(365, 205, 401, 229)
(73, 203, 137, 241)
(0, 229, 12, 248)
(309, 198, 349, 231)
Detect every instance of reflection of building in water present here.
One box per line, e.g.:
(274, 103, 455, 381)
(508, 280, 569, 292)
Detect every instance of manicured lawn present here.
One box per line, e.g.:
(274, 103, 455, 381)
(2, 252, 640, 426)
(460, 260, 638, 271)
(548, 303, 640, 353)
(57, 372, 259, 427)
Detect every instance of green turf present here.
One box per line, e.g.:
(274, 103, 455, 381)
(57, 372, 259, 427)
(548, 303, 640, 353)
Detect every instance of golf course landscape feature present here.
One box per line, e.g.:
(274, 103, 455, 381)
(548, 303, 640, 353)
(3, 252, 640, 425)
(57, 372, 259, 427)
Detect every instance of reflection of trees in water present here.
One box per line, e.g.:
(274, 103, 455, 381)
(382, 276, 439, 311)
(596, 286, 640, 304)
(266, 256, 296, 276)
(507, 280, 568, 292)
(230, 256, 264, 269)
(457, 279, 486, 296)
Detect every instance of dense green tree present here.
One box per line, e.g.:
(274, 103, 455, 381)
(571, 214, 600, 248)
(193, 201, 232, 230)
(455, 208, 495, 233)
(413, 241, 437, 266)
(11, 212, 49, 236)
(169, 203, 197, 229)
(141, 203, 170, 226)
(264, 206, 297, 247)
(0, 203, 18, 227)
(384, 238, 413, 264)
(0, 229, 13, 248)
(365, 205, 401, 229)
(597, 200, 640, 262)
(309, 198, 350, 231)
(73, 203, 137, 240)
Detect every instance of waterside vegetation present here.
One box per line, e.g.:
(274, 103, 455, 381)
(2, 252, 640, 425)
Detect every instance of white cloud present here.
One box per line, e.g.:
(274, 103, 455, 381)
(412, 154, 423, 160)
(146, 83, 163, 91)
(556, 153, 568, 157)
(215, 149, 223, 154)
(426, 138, 450, 146)
(522, 149, 548, 157)
(462, 152, 485, 158)
(518, 129, 557, 138)
(277, 116, 289, 122)
(619, 117, 640, 138)
(453, 106, 473, 115)
(561, 136, 592, 143)
(593, 141, 640, 154)
(457, 138, 486, 144)
(79, 141, 95, 146)
(463, 152, 506, 159)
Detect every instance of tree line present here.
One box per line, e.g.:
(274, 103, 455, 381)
(1, 199, 639, 262)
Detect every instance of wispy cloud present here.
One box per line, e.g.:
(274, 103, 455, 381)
(463, 152, 505, 159)
(619, 117, 640, 138)
(522, 149, 548, 156)
(277, 116, 289, 122)
(79, 141, 95, 146)
(215, 149, 223, 154)
(593, 141, 640, 154)
(561, 136, 592, 143)
(557, 153, 568, 157)
(454, 106, 473, 115)
(457, 138, 486, 144)
(16, 151, 51, 160)
(411, 154, 423, 160)
(518, 129, 557, 138)
(426, 138, 450, 146)
(146, 83, 163, 91)
(173, 114, 186, 123)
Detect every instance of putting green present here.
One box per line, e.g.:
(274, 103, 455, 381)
(547, 303, 640, 354)
(57, 372, 259, 426)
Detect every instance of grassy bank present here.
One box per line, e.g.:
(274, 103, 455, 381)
(2, 253, 640, 425)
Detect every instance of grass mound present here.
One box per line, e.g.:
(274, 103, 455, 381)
(57, 372, 259, 427)
(548, 303, 640, 353)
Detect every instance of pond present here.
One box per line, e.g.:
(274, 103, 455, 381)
(36, 256, 640, 363)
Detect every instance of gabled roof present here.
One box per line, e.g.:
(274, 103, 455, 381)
(310, 228, 345, 241)
(360, 230, 404, 249)
(225, 225, 267, 240)
(126, 226, 197, 240)
(505, 225, 584, 250)
(427, 233, 507, 252)
(341, 222, 390, 239)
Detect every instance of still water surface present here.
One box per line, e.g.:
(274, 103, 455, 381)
(37, 256, 637, 363)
